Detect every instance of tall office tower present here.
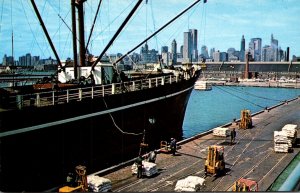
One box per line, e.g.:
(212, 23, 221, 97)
(189, 29, 198, 61)
(262, 45, 273, 61)
(240, 35, 245, 61)
(19, 56, 26, 66)
(213, 50, 220, 62)
(183, 29, 198, 62)
(249, 38, 262, 61)
(286, 47, 290, 61)
(171, 39, 177, 65)
(180, 45, 183, 58)
(183, 32, 192, 62)
(31, 56, 40, 66)
(271, 34, 279, 61)
(26, 53, 32, 66)
(210, 48, 215, 59)
(201, 45, 209, 59)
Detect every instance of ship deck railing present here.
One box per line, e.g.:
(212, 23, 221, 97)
(5, 73, 192, 110)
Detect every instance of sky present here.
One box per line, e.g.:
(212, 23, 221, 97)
(0, 0, 300, 61)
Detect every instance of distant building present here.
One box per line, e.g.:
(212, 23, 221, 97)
(201, 45, 209, 60)
(171, 39, 177, 65)
(189, 29, 198, 61)
(271, 34, 279, 61)
(249, 38, 262, 61)
(220, 52, 228, 62)
(140, 43, 158, 64)
(26, 53, 32, 66)
(2, 54, 14, 66)
(32, 56, 40, 66)
(210, 48, 215, 59)
(161, 52, 171, 66)
(240, 35, 245, 61)
(183, 29, 198, 62)
(161, 46, 168, 54)
(183, 31, 192, 62)
(213, 50, 220, 62)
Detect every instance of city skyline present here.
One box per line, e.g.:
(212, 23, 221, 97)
(0, 0, 299, 60)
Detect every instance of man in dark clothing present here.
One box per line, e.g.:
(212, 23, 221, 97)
(231, 128, 236, 145)
(135, 155, 143, 178)
(148, 151, 157, 163)
(170, 138, 176, 156)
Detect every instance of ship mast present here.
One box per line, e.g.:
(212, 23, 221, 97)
(76, 0, 87, 68)
(71, 0, 78, 79)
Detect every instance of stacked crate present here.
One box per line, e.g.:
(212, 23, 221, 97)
(274, 124, 298, 153)
(174, 176, 205, 192)
(281, 124, 297, 147)
(87, 175, 112, 192)
(131, 161, 158, 177)
(274, 131, 289, 153)
(213, 127, 231, 137)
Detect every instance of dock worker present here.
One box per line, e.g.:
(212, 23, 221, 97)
(230, 128, 236, 145)
(135, 155, 143, 179)
(170, 138, 177, 156)
(66, 172, 76, 187)
(148, 150, 158, 163)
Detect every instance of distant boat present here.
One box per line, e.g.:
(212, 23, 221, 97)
(194, 80, 212, 91)
(0, 0, 202, 191)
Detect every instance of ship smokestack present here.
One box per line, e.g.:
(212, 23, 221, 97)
(244, 52, 250, 79)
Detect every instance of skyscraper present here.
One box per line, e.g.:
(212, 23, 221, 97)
(240, 35, 245, 61)
(201, 45, 209, 59)
(271, 34, 279, 61)
(189, 29, 198, 61)
(183, 32, 192, 62)
(183, 29, 198, 62)
(249, 38, 262, 61)
(171, 39, 177, 65)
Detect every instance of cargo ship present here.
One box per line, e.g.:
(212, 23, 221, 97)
(0, 0, 201, 191)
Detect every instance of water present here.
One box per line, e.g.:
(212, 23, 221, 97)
(183, 86, 300, 138)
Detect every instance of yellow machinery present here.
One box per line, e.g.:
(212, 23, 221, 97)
(239, 110, 252, 129)
(59, 165, 88, 192)
(160, 141, 171, 153)
(232, 178, 258, 191)
(204, 145, 225, 176)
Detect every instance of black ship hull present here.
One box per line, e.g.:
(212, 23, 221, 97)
(0, 71, 200, 191)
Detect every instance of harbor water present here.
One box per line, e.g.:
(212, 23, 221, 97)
(183, 86, 300, 138)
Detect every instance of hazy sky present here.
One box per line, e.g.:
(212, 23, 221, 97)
(0, 0, 299, 60)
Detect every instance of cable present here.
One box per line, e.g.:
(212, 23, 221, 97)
(102, 98, 143, 136)
(214, 86, 266, 109)
(224, 86, 284, 102)
(0, 0, 4, 34)
(21, 0, 46, 58)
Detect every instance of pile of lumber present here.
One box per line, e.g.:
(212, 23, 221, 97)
(87, 175, 112, 192)
(174, 176, 205, 192)
(131, 161, 158, 177)
(274, 131, 289, 153)
(213, 127, 231, 137)
(282, 124, 297, 145)
(274, 124, 298, 153)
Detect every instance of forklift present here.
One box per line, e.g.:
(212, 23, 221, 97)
(239, 109, 252, 129)
(59, 165, 88, 192)
(204, 145, 225, 176)
(232, 178, 258, 191)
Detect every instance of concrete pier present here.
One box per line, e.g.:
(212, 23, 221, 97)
(96, 97, 300, 192)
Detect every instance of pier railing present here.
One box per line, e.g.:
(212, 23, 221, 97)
(8, 74, 186, 109)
